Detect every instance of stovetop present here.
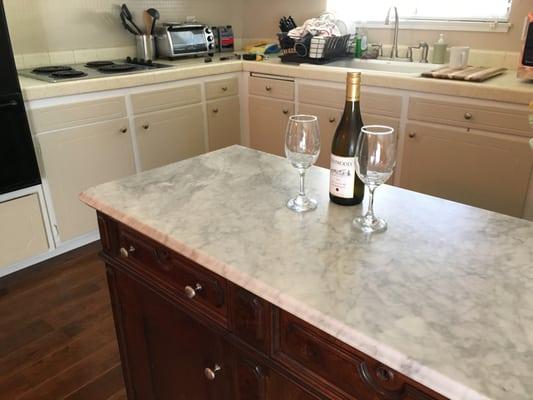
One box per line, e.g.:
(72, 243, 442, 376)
(19, 58, 174, 83)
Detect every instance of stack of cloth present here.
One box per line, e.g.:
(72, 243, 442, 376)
(288, 13, 341, 40)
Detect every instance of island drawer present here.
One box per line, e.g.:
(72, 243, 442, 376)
(273, 310, 445, 400)
(230, 284, 271, 353)
(116, 225, 228, 325)
(205, 77, 239, 100)
(249, 75, 295, 100)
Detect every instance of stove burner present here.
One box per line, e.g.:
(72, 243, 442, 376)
(85, 61, 115, 68)
(32, 66, 73, 74)
(50, 70, 88, 79)
(98, 64, 137, 73)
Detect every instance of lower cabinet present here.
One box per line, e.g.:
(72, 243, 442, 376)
(111, 267, 319, 400)
(400, 121, 533, 217)
(0, 194, 49, 268)
(249, 96, 294, 157)
(37, 118, 136, 242)
(207, 96, 242, 151)
(135, 104, 206, 171)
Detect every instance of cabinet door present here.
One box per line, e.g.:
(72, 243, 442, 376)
(249, 96, 294, 157)
(207, 96, 241, 151)
(111, 268, 232, 400)
(38, 118, 135, 242)
(136, 104, 206, 171)
(230, 349, 320, 400)
(401, 122, 533, 217)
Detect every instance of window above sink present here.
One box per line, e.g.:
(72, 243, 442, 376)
(327, 0, 513, 32)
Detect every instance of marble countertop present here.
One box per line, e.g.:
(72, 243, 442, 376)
(81, 145, 533, 400)
(20, 55, 533, 104)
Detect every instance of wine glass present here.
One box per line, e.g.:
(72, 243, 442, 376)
(285, 115, 321, 213)
(353, 125, 397, 233)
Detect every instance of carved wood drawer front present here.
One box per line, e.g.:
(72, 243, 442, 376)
(274, 310, 446, 400)
(116, 226, 228, 325)
(230, 285, 271, 353)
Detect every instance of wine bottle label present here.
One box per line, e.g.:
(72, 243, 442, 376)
(329, 155, 356, 198)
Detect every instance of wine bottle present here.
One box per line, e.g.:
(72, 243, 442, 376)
(329, 72, 365, 206)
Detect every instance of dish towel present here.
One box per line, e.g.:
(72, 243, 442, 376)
(288, 13, 341, 40)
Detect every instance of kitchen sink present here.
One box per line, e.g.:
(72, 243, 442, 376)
(304, 58, 442, 75)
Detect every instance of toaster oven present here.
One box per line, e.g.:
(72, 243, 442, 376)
(518, 12, 533, 80)
(156, 23, 215, 59)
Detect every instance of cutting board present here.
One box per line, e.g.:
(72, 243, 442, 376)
(422, 66, 507, 82)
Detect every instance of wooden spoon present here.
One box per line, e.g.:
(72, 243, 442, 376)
(143, 10, 153, 35)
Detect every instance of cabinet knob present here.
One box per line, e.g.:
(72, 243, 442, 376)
(119, 127, 128, 134)
(282, 108, 289, 115)
(212, 108, 219, 114)
(184, 283, 203, 299)
(408, 132, 416, 138)
(464, 112, 473, 120)
(204, 364, 222, 381)
(265, 85, 272, 92)
(329, 117, 336, 123)
(142, 124, 150, 130)
(221, 86, 228, 92)
(120, 245, 136, 258)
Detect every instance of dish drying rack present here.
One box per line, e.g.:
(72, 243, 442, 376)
(277, 32, 351, 65)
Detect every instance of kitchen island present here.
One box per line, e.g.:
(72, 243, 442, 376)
(80, 145, 533, 400)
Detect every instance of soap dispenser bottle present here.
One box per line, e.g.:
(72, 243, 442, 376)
(432, 33, 448, 64)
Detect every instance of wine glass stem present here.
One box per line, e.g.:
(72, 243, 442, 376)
(298, 169, 307, 198)
(365, 186, 376, 220)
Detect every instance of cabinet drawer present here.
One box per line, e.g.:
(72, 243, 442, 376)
(249, 76, 295, 100)
(299, 84, 402, 117)
(30, 97, 127, 133)
(408, 96, 532, 137)
(274, 310, 444, 400)
(131, 84, 202, 114)
(230, 285, 271, 353)
(117, 225, 228, 325)
(206, 77, 239, 100)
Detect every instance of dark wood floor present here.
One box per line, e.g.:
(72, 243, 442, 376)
(0, 242, 126, 399)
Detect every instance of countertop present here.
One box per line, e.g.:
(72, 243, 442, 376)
(80, 145, 533, 400)
(20, 55, 533, 104)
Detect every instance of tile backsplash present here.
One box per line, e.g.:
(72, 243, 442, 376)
(4, 0, 243, 55)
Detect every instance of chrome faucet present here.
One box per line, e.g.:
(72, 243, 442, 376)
(407, 42, 430, 63)
(385, 6, 399, 59)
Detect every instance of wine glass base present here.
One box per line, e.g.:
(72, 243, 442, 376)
(353, 215, 388, 233)
(287, 196, 318, 213)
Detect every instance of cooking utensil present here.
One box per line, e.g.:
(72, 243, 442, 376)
(121, 4, 142, 35)
(143, 10, 153, 35)
(120, 11, 138, 35)
(146, 8, 160, 35)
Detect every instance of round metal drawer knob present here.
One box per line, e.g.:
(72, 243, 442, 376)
(464, 112, 473, 120)
(265, 85, 272, 92)
(282, 108, 289, 115)
(408, 132, 417, 138)
(119, 127, 128, 134)
(212, 108, 219, 114)
(204, 364, 221, 381)
(142, 124, 150, 130)
(329, 117, 336, 123)
(120, 246, 135, 258)
(222, 86, 228, 92)
(184, 283, 203, 299)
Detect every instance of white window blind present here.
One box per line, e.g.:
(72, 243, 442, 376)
(327, 0, 512, 23)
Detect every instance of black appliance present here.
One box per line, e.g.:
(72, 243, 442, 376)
(0, 0, 41, 195)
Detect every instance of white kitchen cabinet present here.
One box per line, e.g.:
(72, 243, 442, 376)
(37, 118, 136, 242)
(0, 194, 49, 269)
(135, 104, 206, 171)
(400, 121, 533, 217)
(249, 96, 294, 157)
(207, 96, 241, 151)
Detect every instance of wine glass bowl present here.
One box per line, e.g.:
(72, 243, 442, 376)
(353, 125, 397, 233)
(285, 115, 321, 213)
